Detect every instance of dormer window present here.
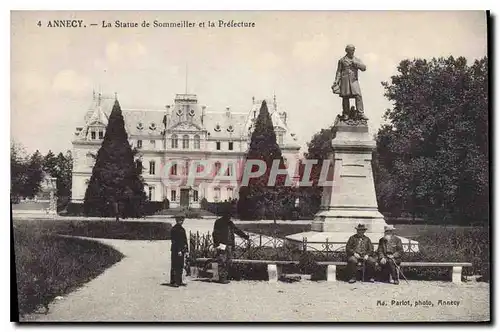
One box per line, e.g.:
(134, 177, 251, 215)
(176, 108, 183, 116)
(137, 122, 144, 130)
(214, 124, 221, 132)
(149, 123, 156, 131)
(189, 109, 195, 117)
(227, 125, 234, 133)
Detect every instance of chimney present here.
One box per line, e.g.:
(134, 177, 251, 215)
(201, 105, 206, 125)
(226, 106, 231, 118)
(280, 111, 287, 125)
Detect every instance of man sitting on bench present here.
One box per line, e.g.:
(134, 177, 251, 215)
(346, 223, 376, 283)
(377, 225, 404, 285)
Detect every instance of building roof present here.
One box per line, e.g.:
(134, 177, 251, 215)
(74, 92, 300, 149)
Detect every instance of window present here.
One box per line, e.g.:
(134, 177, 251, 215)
(136, 160, 143, 172)
(149, 161, 156, 175)
(196, 163, 204, 173)
(150, 140, 156, 148)
(194, 135, 201, 149)
(225, 163, 233, 176)
(171, 190, 177, 201)
(171, 164, 177, 175)
(137, 140, 143, 149)
(214, 187, 221, 202)
(99, 130, 104, 139)
(193, 190, 199, 202)
(215, 162, 221, 176)
(227, 187, 234, 200)
(228, 141, 234, 151)
(182, 135, 189, 149)
(216, 142, 221, 150)
(148, 186, 155, 201)
(277, 132, 284, 145)
(171, 134, 178, 148)
(91, 131, 96, 140)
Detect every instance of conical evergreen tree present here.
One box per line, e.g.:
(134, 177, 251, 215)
(237, 100, 290, 220)
(83, 99, 147, 218)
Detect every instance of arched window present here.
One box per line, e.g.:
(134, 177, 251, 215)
(182, 135, 189, 149)
(171, 134, 178, 149)
(194, 135, 201, 149)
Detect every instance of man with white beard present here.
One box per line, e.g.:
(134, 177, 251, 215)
(377, 225, 404, 285)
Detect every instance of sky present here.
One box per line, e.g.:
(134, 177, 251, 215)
(10, 10, 487, 155)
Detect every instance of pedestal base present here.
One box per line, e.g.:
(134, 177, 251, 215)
(312, 208, 387, 233)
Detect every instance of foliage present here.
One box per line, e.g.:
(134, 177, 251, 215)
(43, 150, 73, 211)
(237, 101, 291, 220)
(11, 142, 45, 202)
(83, 100, 147, 218)
(13, 224, 124, 317)
(300, 127, 336, 216)
(374, 56, 489, 225)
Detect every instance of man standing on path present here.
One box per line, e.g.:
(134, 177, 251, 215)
(212, 205, 250, 284)
(170, 211, 188, 287)
(377, 225, 404, 285)
(345, 223, 376, 283)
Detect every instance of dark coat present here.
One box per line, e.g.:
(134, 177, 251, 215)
(377, 236, 404, 259)
(334, 55, 366, 97)
(346, 234, 374, 257)
(170, 224, 188, 254)
(213, 216, 249, 248)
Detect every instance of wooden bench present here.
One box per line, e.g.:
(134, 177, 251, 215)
(193, 258, 473, 284)
(192, 258, 299, 283)
(317, 261, 473, 284)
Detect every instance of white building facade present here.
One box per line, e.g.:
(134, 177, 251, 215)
(71, 93, 301, 208)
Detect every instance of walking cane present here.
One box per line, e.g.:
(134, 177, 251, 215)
(362, 260, 366, 282)
(389, 256, 409, 284)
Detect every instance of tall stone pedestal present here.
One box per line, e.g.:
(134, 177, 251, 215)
(286, 117, 418, 253)
(311, 120, 386, 234)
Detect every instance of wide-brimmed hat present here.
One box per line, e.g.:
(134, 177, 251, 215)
(355, 223, 368, 230)
(384, 225, 395, 232)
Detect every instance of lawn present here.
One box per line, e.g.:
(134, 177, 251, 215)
(13, 218, 172, 240)
(13, 218, 173, 318)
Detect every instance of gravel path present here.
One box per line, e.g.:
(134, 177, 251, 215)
(22, 238, 490, 322)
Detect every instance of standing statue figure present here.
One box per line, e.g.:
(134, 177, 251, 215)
(331, 44, 367, 120)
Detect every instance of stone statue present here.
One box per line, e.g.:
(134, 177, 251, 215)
(331, 44, 368, 122)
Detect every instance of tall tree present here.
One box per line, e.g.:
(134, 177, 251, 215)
(375, 56, 488, 224)
(11, 142, 28, 203)
(237, 101, 289, 220)
(55, 151, 73, 209)
(83, 99, 147, 219)
(300, 126, 335, 216)
(24, 150, 44, 199)
(42, 150, 58, 177)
